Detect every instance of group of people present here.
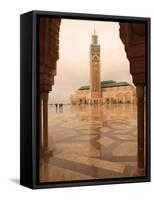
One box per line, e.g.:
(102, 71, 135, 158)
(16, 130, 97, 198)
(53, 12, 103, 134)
(54, 104, 63, 112)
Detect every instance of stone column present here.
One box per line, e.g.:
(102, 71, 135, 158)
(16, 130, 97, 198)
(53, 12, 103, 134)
(42, 93, 48, 152)
(136, 86, 145, 171)
(39, 17, 61, 159)
(119, 23, 146, 175)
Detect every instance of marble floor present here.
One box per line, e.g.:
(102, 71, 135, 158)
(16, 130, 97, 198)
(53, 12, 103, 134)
(40, 104, 143, 182)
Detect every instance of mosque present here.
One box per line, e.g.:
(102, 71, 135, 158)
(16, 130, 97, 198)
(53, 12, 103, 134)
(70, 30, 136, 105)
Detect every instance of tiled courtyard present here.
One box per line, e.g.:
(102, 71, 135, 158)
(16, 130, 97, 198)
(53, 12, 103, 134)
(40, 104, 139, 182)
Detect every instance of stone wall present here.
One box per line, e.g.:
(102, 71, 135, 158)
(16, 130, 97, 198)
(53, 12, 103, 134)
(70, 85, 136, 105)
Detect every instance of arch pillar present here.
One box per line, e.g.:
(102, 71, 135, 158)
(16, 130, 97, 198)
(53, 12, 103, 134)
(136, 86, 145, 169)
(119, 22, 146, 175)
(42, 93, 49, 152)
(39, 17, 61, 157)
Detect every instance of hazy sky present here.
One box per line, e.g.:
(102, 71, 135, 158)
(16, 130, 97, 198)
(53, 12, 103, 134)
(49, 19, 132, 104)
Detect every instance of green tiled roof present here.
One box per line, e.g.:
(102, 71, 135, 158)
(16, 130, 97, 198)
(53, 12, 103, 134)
(78, 80, 132, 90)
(78, 86, 90, 90)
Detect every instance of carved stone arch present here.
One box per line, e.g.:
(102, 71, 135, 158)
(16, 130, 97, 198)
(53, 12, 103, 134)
(39, 17, 61, 155)
(39, 18, 146, 176)
(119, 22, 146, 175)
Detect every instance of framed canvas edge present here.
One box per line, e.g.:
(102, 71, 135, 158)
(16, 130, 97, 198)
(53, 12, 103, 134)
(20, 10, 151, 189)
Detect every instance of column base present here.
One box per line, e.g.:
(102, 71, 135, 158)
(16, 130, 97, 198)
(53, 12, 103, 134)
(133, 167, 145, 176)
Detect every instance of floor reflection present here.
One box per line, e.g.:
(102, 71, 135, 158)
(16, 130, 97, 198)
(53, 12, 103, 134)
(40, 104, 138, 182)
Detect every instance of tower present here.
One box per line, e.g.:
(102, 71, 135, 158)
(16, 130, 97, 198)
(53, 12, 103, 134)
(90, 29, 101, 104)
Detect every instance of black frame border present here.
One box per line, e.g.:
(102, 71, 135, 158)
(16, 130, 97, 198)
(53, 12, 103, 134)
(20, 10, 151, 189)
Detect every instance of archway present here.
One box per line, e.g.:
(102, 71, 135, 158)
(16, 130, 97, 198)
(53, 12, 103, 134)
(39, 18, 146, 176)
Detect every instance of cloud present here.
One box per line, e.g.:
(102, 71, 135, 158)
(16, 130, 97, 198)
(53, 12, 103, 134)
(49, 19, 132, 104)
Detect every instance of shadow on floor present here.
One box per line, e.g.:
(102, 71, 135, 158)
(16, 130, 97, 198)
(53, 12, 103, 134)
(10, 178, 20, 185)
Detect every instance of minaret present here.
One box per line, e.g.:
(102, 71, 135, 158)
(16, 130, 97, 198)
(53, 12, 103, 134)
(90, 29, 101, 104)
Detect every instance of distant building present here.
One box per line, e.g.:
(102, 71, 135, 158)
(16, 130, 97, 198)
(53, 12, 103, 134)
(71, 80, 136, 105)
(70, 30, 136, 105)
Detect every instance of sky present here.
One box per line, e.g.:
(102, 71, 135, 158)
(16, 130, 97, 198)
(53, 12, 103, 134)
(49, 19, 132, 104)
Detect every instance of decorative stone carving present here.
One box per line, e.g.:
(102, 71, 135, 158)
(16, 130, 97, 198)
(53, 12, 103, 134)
(119, 23, 146, 86)
(119, 23, 146, 175)
(39, 17, 61, 154)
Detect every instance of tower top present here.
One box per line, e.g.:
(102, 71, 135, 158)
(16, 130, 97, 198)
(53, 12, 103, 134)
(91, 29, 98, 44)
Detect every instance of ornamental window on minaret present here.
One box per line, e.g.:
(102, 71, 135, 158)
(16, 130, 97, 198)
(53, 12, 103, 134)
(90, 29, 101, 101)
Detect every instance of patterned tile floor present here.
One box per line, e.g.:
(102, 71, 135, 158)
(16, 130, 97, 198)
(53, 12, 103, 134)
(40, 104, 142, 182)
